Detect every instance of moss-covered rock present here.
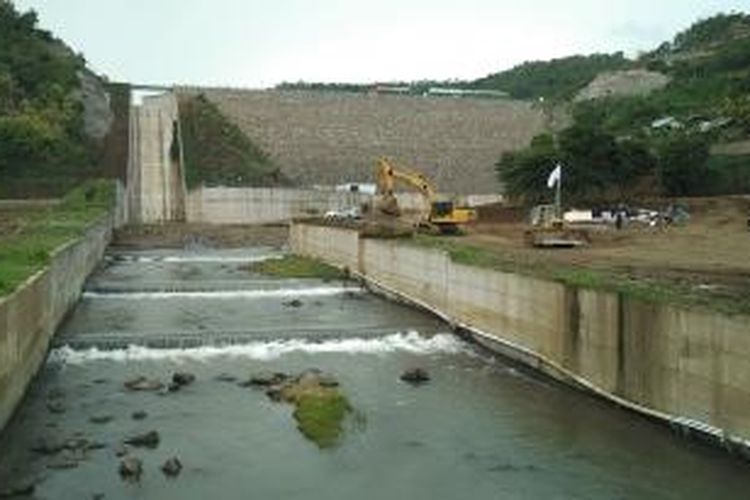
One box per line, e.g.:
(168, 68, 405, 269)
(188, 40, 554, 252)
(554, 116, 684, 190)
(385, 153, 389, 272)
(243, 255, 347, 281)
(253, 369, 352, 448)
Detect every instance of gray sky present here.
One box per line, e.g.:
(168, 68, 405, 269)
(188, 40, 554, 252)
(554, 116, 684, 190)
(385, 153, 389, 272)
(14, 0, 750, 88)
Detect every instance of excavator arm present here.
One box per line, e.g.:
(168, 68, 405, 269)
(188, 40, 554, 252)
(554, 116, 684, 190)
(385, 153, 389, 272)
(374, 157, 476, 233)
(376, 158, 436, 200)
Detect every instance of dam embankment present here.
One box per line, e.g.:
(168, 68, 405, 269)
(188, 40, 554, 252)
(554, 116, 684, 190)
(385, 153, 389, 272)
(289, 223, 750, 454)
(0, 214, 119, 431)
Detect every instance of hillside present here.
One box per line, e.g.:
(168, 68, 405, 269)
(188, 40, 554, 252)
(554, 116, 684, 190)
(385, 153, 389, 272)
(470, 53, 630, 101)
(491, 12, 750, 201)
(0, 1, 106, 197)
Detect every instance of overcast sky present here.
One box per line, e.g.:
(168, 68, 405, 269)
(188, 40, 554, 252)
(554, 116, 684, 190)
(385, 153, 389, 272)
(13, 0, 750, 87)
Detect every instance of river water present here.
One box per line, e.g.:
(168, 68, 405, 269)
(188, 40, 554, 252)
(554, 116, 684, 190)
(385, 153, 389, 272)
(1, 247, 748, 499)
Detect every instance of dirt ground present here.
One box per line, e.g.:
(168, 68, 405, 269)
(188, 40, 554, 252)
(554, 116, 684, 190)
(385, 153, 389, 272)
(461, 196, 750, 304)
(113, 223, 289, 249)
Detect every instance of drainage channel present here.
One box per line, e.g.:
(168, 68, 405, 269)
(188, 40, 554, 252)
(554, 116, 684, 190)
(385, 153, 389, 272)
(1, 247, 748, 499)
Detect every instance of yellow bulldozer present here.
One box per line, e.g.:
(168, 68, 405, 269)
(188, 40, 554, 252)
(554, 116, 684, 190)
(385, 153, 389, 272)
(374, 157, 477, 234)
(525, 204, 587, 247)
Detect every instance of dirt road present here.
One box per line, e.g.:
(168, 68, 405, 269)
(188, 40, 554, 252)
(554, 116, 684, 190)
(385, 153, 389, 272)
(453, 196, 750, 312)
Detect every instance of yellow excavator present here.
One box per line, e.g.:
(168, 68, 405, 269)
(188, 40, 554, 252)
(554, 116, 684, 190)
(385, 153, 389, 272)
(374, 157, 477, 234)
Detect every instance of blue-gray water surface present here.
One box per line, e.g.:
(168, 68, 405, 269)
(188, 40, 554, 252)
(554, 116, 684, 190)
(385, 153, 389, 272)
(0, 247, 748, 499)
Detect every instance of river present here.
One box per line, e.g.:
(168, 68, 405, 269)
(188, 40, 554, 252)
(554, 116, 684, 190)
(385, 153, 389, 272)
(0, 246, 748, 499)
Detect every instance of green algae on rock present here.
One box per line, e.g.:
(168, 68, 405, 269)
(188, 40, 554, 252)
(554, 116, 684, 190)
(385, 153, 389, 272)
(244, 255, 348, 281)
(256, 369, 352, 448)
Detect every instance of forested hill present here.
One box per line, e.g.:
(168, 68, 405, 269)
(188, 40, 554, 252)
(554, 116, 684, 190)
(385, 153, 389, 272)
(468, 53, 630, 101)
(0, 0, 97, 196)
(495, 12, 750, 203)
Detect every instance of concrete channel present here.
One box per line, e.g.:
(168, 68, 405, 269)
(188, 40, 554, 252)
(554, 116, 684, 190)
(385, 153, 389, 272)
(2, 235, 750, 499)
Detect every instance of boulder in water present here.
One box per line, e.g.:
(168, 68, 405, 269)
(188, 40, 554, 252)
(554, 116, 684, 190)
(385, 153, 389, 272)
(124, 430, 160, 449)
(45, 399, 66, 414)
(131, 410, 148, 421)
(89, 414, 114, 424)
(241, 372, 289, 388)
(124, 376, 163, 392)
(30, 437, 64, 455)
(265, 370, 351, 448)
(400, 368, 430, 385)
(161, 457, 183, 478)
(172, 372, 196, 387)
(119, 456, 143, 482)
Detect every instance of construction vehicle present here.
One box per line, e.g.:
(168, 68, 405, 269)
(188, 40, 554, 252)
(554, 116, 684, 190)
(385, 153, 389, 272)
(525, 204, 587, 247)
(374, 158, 477, 234)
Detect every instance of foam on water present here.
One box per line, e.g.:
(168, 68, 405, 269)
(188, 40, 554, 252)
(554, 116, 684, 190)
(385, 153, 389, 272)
(49, 332, 467, 364)
(82, 285, 363, 300)
(105, 254, 284, 264)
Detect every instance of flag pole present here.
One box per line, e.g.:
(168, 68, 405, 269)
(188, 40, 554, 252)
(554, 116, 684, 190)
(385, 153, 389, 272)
(555, 165, 562, 219)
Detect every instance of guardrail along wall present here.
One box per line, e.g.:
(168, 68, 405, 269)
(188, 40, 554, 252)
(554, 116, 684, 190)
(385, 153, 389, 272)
(290, 223, 750, 451)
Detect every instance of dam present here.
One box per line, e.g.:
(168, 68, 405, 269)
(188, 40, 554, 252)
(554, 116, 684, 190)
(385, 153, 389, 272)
(1, 236, 749, 499)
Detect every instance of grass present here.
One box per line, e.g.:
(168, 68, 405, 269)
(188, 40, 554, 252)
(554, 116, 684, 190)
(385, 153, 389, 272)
(0, 180, 115, 297)
(410, 234, 750, 316)
(179, 94, 288, 188)
(244, 255, 348, 281)
(293, 392, 351, 449)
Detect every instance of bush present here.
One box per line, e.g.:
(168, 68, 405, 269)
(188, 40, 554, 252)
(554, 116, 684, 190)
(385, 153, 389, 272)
(656, 133, 712, 196)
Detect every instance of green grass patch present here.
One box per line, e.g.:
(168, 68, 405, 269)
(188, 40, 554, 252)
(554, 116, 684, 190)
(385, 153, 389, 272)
(293, 392, 351, 449)
(179, 94, 288, 188)
(245, 255, 348, 281)
(0, 180, 114, 297)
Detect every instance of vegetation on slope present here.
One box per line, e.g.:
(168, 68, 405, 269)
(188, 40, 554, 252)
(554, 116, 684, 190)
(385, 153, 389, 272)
(179, 94, 288, 188)
(496, 12, 750, 202)
(0, 1, 96, 197)
(470, 53, 630, 101)
(0, 180, 114, 296)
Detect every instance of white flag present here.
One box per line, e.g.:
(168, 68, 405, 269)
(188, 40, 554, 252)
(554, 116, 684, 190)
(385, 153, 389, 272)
(547, 164, 562, 189)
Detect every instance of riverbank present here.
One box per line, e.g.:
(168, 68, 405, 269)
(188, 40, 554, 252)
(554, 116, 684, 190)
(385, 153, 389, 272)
(0, 181, 122, 430)
(290, 222, 750, 458)
(4, 245, 750, 499)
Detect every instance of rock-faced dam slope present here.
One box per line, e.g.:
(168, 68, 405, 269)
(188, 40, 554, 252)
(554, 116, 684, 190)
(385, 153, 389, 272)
(189, 89, 549, 194)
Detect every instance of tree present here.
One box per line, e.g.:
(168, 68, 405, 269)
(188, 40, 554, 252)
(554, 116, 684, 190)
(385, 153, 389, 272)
(656, 133, 712, 196)
(496, 134, 559, 204)
(496, 125, 659, 204)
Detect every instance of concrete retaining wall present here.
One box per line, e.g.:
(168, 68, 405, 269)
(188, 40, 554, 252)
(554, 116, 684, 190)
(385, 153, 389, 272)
(127, 92, 186, 223)
(0, 215, 117, 431)
(185, 187, 502, 225)
(185, 187, 369, 224)
(290, 223, 750, 451)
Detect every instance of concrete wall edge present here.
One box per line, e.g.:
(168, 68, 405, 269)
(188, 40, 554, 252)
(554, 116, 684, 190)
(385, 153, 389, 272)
(290, 223, 750, 458)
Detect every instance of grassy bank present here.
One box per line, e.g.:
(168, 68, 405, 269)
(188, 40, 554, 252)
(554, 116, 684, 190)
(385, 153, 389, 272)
(410, 235, 750, 317)
(0, 180, 114, 297)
